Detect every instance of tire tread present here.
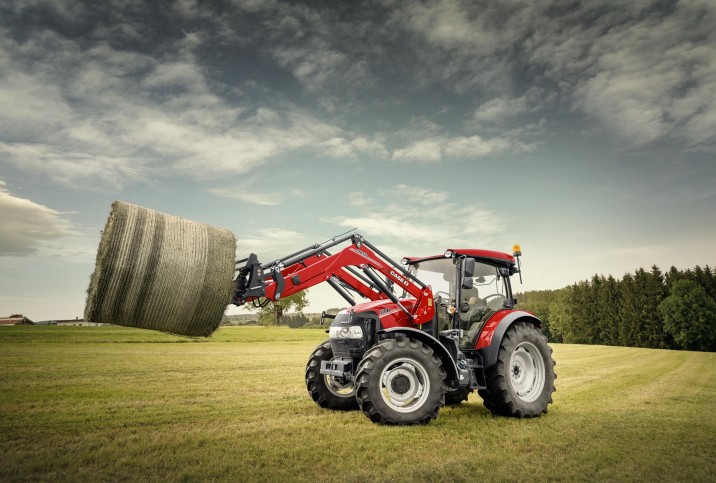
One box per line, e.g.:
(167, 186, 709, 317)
(479, 322, 556, 418)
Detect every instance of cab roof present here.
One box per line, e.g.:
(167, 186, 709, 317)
(405, 248, 516, 268)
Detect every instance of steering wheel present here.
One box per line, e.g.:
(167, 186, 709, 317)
(483, 293, 506, 310)
(433, 291, 450, 304)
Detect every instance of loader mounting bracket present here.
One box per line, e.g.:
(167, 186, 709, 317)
(234, 253, 266, 305)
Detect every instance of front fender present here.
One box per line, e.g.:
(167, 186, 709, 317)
(377, 327, 460, 386)
(476, 310, 542, 369)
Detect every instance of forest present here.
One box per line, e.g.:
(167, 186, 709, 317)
(516, 265, 716, 352)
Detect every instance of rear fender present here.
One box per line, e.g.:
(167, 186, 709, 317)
(377, 327, 460, 386)
(476, 310, 542, 369)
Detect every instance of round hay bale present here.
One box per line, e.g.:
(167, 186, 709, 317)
(84, 201, 236, 337)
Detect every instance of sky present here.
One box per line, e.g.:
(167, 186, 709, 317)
(1, 0, 715, 322)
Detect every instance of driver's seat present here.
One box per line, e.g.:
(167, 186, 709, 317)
(461, 298, 488, 348)
(464, 296, 486, 322)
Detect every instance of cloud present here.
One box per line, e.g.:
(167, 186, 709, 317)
(319, 136, 389, 159)
(444, 135, 530, 157)
(392, 139, 443, 163)
(0, 181, 74, 256)
(394, 0, 716, 150)
(473, 97, 529, 124)
(392, 134, 533, 163)
(347, 191, 373, 208)
(325, 184, 504, 250)
(3, 0, 715, 191)
(388, 113, 536, 162)
(529, 1, 716, 148)
(393, 0, 531, 95)
(237, 228, 305, 263)
(235, 1, 378, 94)
(393, 184, 448, 205)
(0, 23, 365, 187)
(209, 186, 305, 206)
(272, 41, 370, 93)
(0, 142, 151, 186)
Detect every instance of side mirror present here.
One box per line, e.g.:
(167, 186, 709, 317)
(463, 258, 475, 278)
(320, 311, 336, 326)
(462, 277, 473, 290)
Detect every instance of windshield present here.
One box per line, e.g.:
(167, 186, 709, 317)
(406, 258, 455, 302)
(460, 263, 509, 311)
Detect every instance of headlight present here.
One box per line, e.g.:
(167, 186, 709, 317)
(329, 325, 364, 339)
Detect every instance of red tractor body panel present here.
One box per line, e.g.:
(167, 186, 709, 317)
(351, 298, 419, 328)
(475, 309, 514, 350)
(476, 309, 541, 350)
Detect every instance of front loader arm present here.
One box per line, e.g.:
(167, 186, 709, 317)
(234, 234, 435, 325)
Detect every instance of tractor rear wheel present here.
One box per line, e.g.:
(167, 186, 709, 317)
(355, 337, 447, 425)
(479, 322, 556, 417)
(305, 341, 359, 410)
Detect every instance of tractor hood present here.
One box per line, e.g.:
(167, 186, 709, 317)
(340, 297, 418, 328)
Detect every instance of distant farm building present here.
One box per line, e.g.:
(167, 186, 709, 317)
(0, 315, 35, 326)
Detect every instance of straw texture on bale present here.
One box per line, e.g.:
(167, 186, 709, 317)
(85, 201, 236, 337)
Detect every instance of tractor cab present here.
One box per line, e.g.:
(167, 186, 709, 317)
(402, 248, 519, 349)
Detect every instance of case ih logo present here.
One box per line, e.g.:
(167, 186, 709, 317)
(379, 307, 400, 317)
(390, 270, 410, 287)
(349, 248, 383, 267)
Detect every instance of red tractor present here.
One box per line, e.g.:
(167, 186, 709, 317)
(234, 233, 555, 425)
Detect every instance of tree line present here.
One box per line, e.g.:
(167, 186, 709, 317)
(516, 265, 716, 352)
(239, 265, 716, 352)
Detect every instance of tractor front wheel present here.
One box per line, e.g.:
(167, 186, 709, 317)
(479, 322, 556, 417)
(305, 341, 359, 410)
(355, 337, 447, 425)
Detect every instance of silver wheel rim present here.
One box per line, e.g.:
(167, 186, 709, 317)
(509, 341, 546, 403)
(324, 360, 355, 398)
(379, 357, 430, 413)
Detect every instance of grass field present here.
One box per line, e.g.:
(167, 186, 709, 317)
(1, 326, 714, 482)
